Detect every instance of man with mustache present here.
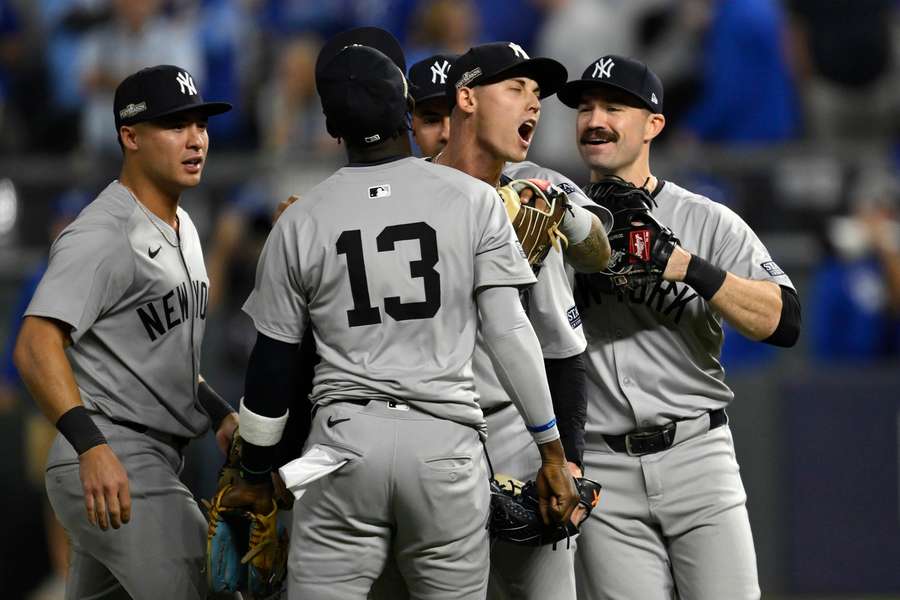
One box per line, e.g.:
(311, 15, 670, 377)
(559, 55, 801, 599)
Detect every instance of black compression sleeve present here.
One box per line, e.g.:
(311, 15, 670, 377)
(763, 286, 801, 347)
(241, 332, 301, 480)
(544, 353, 587, 469)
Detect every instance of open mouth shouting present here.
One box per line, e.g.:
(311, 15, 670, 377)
(518, 119, 537, 147)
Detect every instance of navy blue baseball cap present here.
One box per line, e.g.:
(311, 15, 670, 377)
(558, 55, 663, 113)
(114, 65, 231, 131)
(408, 54, 458, 104)
(315, 26, 406, 74)
(446, 42, 567, 106)
(315, 27, 410, 146)
(317, 44, 409, 145)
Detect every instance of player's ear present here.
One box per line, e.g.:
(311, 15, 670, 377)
(644, 112, 665, 143)
(457, 87, 476, 115)
(119, 125, 139, 151)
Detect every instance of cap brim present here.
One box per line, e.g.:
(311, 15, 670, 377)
(557, 79, 655, 111)
(483, 57, 568, 99)
(412, 90, 446, 105)
(316, 27, 405, 77)
(127, 101, 233, 125)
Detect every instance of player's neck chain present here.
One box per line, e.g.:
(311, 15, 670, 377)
(127, 185, 179, 244)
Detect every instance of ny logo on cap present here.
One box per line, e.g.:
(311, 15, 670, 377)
(431, 59, 451, 85)
(592, 58, 615, 79)
(176, 71, 197, 95)
(508, 42, 529, 60)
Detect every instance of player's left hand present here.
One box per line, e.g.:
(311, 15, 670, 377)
(215, 412, 239, 456)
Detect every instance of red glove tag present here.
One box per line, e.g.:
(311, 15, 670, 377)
(629, 229, 651, 262)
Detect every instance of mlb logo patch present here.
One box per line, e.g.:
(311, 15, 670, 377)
(368, 184, 391, 199)
(629, 229, 650, 262)
(567, 305, 582, 329)
(761, 261, 784, 277)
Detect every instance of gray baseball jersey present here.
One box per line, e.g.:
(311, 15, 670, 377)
(577, 180, 794, 436)
(471, 161, 588, 600)
(575, 180, 788, 600)
(243, 157, 535, 433)
(34, 181, 223, 600)
(26, 181, 210, 438)
(472, 162, 588, 413)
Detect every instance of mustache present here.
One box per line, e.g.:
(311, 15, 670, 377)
(580, 128, 617, 144)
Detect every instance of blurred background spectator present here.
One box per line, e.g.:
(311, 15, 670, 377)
(78, 0, 203, 154)
(0, 1, 899, 597)
(787, 0, 898, 145)
(0, 189, 88, 600)
(680, 0, 801, 144)
(255, 34, 334, 158)
(809, 168, 900, 362)
(405, 0, 478, 66)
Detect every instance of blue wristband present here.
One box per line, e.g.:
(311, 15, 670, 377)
(526, 418, 558, 433)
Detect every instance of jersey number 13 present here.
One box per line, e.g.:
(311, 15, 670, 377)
(337, 222, 441, 327)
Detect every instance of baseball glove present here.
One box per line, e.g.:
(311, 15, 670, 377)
(489, 474, 602, 548)
(203, 429, 289, 598)
(497, 178, 570, 267)
(581, 176, 678, 291)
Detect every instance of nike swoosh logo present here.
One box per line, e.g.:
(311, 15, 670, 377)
(326, 416, 351, 428)
(149, 245, 161, 259)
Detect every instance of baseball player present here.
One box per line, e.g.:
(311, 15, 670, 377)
(431, 43, 611, 600)
(408, 53, 458, 157)
(12, 65, 238, 599)
(556, 55, 802, 599)
(220, 30, 579, 600)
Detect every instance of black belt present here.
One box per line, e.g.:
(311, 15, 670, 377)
(481, 404, 506, 418)
(603, 409, 727, 456)
(109, 419, 189, 452)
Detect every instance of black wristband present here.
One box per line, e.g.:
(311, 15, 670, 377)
(240, 440, 274, 483)
(56, 406, 107, 455)
(198, 380, 234, 432)
(683, 255, 727, 301)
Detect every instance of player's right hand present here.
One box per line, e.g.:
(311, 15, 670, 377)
(535, 460, 579, 526)
(78, 444, 131, 531)
(272, 195, 299, 224)
(219, 475, 275, 515)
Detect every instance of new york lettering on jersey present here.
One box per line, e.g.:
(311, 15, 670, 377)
(26, 181, 211, 438)
(136, 278, 208, 341)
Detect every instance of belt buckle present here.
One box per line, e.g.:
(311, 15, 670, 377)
(625, 424, 675, 456)
(387, 400, 409, 411)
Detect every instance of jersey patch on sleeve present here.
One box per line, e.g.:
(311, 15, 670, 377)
(761, 260, 784, 277)
(567, 305, 582, 329)
(368, 184, 391, 199)
(557, 182, 577, 195)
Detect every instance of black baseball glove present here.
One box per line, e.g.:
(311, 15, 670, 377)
(489, 474, 602, 548)
(581, 176, 678, 292)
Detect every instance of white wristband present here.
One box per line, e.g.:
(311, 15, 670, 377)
(239, 398, 288, 447)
